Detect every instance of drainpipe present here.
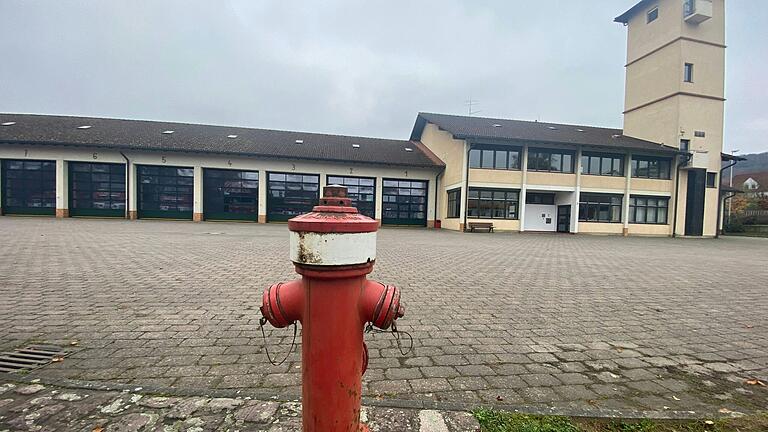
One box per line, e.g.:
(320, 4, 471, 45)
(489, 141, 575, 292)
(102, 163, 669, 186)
(119, 151, 130, 219)
(671, 153, 692, 238)
(462, 143, 472, 232)
(433, 172, 439, 228)
(716, 158, 740, 238)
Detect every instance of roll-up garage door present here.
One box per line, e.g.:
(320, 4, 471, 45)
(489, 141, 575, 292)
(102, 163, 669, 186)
(69, 162, 126, 217)
(326, 175, 376, 219)
(203, 168, 259, 221)
(267, 172, 320, 222)
(382, 178, 428, 226)
(1, 159, 56, 215)
(137, 165, 194, 219)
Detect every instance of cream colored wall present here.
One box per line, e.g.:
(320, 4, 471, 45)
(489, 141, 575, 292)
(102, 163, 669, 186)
(680, 0, 726, 44)
(580, 175, 626, 191)
(419, 122, 465, 186)
(623, 94, 680, 147)
(703, 187, 719, 236)
(626, 0, 682, 63)
(578, 222, 624, 235)
(466, 218, 520, 232)
(625, 42, 682, 110)
(630, 177, 674, 193)
(678, 95, 724, 172)
(0, 144, 440, 221)
(629, 223, 672, 236)
(680, 39, 725, 98)
(440, 217, 462, 231)
(468, 168, 522, 186)
(526, 172, 576, 187)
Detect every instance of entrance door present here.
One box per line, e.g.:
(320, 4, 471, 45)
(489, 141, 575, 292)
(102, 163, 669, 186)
(557, 205, 571, 233)
(685, 169, 705, 236)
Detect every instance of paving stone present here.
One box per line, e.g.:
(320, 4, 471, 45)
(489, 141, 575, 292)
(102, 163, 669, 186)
(14, 384, 46, 395)
(410, 378, 452, 393)
(167, 397, 207, 419)
(234, 400, 279, 423)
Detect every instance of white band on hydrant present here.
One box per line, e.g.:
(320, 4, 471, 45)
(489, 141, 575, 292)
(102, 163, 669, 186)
(289, 231, 377, 266)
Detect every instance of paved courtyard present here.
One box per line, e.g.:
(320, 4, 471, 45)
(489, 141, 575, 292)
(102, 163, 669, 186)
(0, 217, 767, 416)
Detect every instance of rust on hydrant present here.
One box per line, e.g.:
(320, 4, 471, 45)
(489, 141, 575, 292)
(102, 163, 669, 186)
(259, 185, 405, 432)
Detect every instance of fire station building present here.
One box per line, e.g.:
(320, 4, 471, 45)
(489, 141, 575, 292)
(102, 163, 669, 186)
(0, 0, 732, 236)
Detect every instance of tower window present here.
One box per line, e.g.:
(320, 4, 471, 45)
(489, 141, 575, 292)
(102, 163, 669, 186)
(706, 172, 717, 188)
(647, 7, 659, 23)
(680, 139, 690, 153)
(684, 63, 694, 82)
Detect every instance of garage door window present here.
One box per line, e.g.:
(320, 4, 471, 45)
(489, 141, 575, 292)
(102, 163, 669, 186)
(137, 165, 194, 219)
(267, 172, 320, 221)
(203, 169, 259, 220)
(382, 179, 428, 225)
(327, 175, 376, 218)
(69, 162, 126, 217)
(1, 159, 56, 215)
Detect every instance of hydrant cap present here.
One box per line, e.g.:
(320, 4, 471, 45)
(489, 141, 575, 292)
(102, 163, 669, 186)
(288, 186, 378, 266)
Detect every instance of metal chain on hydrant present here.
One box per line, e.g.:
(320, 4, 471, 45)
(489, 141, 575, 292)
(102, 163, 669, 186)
(364, 321, 413, 356)
(259, 317, 298, 366)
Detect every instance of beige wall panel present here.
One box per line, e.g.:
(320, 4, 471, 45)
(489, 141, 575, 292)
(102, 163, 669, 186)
(623, 97, 680, 146)
(578, 223, 624, 235)
(629, 223, 672, 236)
(440, 218, 462, 231)
(580, 175, 626, 191)
(680, 0, 726, 44)
(466, 218, 519, 232)
(703, 187, 719, 236)
(626, 0, 683, 63)
(468, 169, 522, 186)
(526, 172, 576, 187)
(630, 178, 674, 193)
(625, 43, 682, 109)
(680, 39, 725, 97)
(677, 96, 724, 172)
(419, 122, 465, 186)
(675, 170, 689, 236)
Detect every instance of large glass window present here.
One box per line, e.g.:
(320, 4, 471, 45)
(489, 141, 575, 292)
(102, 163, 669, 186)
(1, 159, 56, 215)
(631, 156, 671, 179)
(69, 162, 126, 217)
(203, 168, 258, 221)
(446, 188, 461, 219)
(469, 145, 521, 170)
(327, 175, 376, 218)
(527, 148, 575, 173)
(525, 192, 555, 205)
(629, 196, 669, 224)
(579, 193, 623, 223)
(581, 152, 624, 177)
(467, 188, 519, 220)
(267, 172, 320, 221)
(137, 165, 194, 219)
(382, 179, 428, 225)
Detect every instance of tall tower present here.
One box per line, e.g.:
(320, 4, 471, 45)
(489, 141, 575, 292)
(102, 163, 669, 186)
(616, 0, 725, 236)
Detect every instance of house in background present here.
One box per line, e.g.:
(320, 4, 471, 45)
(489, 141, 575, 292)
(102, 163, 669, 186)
(731, 172, 768, 197)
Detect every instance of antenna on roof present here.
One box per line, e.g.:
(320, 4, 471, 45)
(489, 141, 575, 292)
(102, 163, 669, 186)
(465, 96, 481, 116)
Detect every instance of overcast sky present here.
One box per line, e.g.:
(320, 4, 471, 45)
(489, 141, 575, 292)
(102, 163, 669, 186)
(1, 1, 766, 154)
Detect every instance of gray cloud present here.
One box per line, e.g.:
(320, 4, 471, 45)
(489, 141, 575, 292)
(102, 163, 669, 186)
(1, 0, 765, 153)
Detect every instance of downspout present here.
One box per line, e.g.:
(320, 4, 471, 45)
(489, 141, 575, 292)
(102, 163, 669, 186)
(119, 151, 130, 219)
(434, 172, 439, 228)
(716, 158, 740, 238)
(462, 143, 472, 232)
(671, 153, 692, 238)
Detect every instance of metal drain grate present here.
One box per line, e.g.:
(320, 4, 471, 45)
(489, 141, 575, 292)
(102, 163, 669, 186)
(0, 344, 69, 373)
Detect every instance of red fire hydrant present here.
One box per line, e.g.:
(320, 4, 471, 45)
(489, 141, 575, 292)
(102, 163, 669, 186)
(260, 185, 404, 432)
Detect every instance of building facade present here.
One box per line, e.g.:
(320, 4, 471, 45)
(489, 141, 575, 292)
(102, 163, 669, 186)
(0, 0, 730, 237)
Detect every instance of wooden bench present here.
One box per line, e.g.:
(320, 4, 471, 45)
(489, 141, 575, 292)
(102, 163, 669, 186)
(468, 222, 494, 233)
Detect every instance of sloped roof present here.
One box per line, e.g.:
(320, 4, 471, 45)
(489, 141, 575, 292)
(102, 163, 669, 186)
(0, 113, 444, 169)
(411, 112, 680, 154)
(729, 171, 768, 191)
(615, 0, 655, 24)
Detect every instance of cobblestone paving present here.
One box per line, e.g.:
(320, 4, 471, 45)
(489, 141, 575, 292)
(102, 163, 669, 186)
(0, 380, 477, 431)
(0, 217, 767, 415)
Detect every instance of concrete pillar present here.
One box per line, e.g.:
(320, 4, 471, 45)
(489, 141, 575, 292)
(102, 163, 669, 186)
(193, 166, 203, 222)
(128, 162, 138, 220)
(55, 159, 69, 218)
(258, 169, 268, 223)
(519, 144, 529, 232)
(426, 175, 436, 228)
(0, 161, 3, 216)
(622, 153, 632, 236)
(459, 142, 469, 232)
(573, 147, 582, 233)
(374, 176, 383, 226)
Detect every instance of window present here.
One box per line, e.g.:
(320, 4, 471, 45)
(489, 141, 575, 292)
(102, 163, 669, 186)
(382, 179, 428, 225)
(446, 188, 461, 218)
(684, 63, 694, 82)
(525, 192, 555, 205)
(579, 193, 622, 223)
(647, 7, 659, 23)
(1, 159, 56, 214)
(327, 175, 376, 218)
(469, 145, 521, 170)
(580, 152, 624, 177)
(629, 196, 669, 224)
(527, 148, 575, 173)
(631, 156, 672, 179)
(680, 139, 690, 153)
(267, 172, 320, 221)
(467, 188, 519, 220)
(137, 165, 194, 217)
(706, 172, 717, 188)
(70, 162, 126, 216)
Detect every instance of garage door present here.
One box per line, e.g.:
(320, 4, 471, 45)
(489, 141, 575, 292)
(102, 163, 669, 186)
(382, 178, 428, 226)
(267, 172, 319, 222)
(137, 165, 194, 219)
(69, 162, 126, 217)
(203, 168, 259, 221)
(326, 175, 376, 218)
(1, 159, 56, 215)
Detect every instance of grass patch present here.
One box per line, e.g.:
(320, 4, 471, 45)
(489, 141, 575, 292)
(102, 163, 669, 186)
(472, 408, 768, 432)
